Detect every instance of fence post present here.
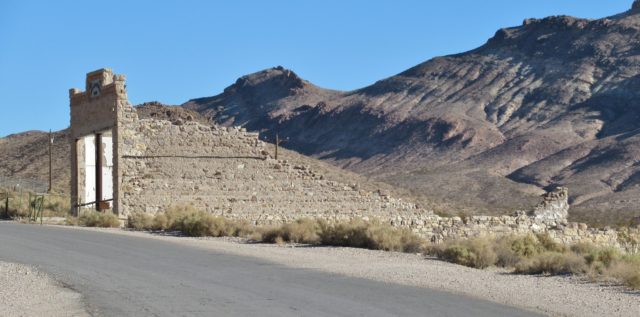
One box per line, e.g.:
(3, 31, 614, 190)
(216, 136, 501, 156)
(18, 189, 23, 215)
(3, 192, 8, 219)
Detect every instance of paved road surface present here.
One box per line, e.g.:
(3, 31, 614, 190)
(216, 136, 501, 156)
(0, 222, 543, 316)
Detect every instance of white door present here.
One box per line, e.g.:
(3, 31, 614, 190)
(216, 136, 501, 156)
(83, 135, 96, 204)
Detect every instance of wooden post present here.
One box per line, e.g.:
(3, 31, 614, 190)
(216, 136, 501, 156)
(3, 192, 8, 219)
(95, 133, 103, 211)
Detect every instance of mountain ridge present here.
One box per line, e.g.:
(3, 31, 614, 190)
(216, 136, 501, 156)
(182, 2, 640, 224)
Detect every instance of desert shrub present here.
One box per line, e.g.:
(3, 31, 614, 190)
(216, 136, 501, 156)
(319, 220, 370, 248)
(42, 195, 71, 217)
(535, 233, 567, 253)
(570, 242, 621, 273)
(570, 241, 598, 255)
(175, 211, 211, 236)
(621, 253, 640, 264)
(127, 212, 156, 230)
(65, 215, 79, 226)
(493, 236, 523, 267)
(430, 237, 497, 269)
(585, 247, 620, 269)
(153, 213, 169, 230)
(170, 209, 252, 237)
(318, 219, 424, 253)
(163, 204, 200, 229)
(260, 218, 321, 244)
(514, 252, 587, 275)
(364, 222, 425, 253)
(78, 212, 120, 228)
(605, 260, 640, 289)
(125, 205, 253, 237)
(493, 233, 566, 267)
(509, 234, 545, 257)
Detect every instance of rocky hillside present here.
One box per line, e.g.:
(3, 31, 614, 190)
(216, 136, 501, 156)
(0, 103, 209, 194)
(183, 2, 640, 225)
(0, 102, 420, 208)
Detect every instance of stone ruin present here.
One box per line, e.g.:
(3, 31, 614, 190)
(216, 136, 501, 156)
(530, 186, 569, 225)
(69, 69, 638, 250)
(69, 68, 421, 221)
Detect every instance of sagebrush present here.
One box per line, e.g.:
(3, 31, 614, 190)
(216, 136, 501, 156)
(425, 234, 640, 289)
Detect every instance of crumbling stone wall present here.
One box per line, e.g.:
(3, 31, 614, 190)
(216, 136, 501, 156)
(529, 187, 569, 225)
(117, 119, 420, 220)
(231, 184, 637, 251)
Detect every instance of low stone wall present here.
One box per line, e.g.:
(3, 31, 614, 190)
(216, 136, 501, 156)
(224, 211, 637, 251)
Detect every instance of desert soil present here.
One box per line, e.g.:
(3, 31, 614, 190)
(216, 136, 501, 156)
(0, 261, 88, 317)
(67, 226, 639, 317)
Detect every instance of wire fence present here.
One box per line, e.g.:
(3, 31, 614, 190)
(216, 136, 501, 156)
(1, 176, 72, 219)
(0, 176, 49, 194)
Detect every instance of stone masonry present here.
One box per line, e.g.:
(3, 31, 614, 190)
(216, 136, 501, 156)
(69, 69, 639, 251)
(70, 68, 421, 220)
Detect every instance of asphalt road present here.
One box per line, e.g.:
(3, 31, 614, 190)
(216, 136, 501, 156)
(0, 222, 544, 316)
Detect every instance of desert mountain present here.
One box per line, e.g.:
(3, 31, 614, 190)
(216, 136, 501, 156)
(0, 102, 415, 207)
(183, 2, 640, 224)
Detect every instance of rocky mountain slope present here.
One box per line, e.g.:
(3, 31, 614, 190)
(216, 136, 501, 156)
(0, 103, 418, 208)
(183, 2, 640, 224)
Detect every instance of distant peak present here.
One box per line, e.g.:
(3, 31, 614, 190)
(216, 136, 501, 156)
(229, 66, 307, 93)
(634, 0, 640, 10)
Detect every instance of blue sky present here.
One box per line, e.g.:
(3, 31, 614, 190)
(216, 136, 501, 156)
(0, 0, 631, 136)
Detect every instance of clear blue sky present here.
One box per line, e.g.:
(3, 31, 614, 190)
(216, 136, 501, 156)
(0, 0, 631, 137)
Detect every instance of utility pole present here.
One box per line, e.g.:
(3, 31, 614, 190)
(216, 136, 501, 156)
(274, 132, 288, 160)
(48, 130, 53, 193)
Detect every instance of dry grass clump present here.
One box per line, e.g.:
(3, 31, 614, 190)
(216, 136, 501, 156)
(42, 194, 71, 217)
(428, 234, 561, 269)
(319, 219, 424, 253)
(127, 205, 253, 238)
(259, 218, 321, 244)
(427, 233, 640, 289)
(127, 212, 157, 230)
(606, 258, 640, 289)
(514, 252, 587, 275)
(430, 237, 497, 269)
(175, 211, 252, 237)
(126, 207, 424, 253)
(77, 211, 120, 228)
(251, 218, 424, 253)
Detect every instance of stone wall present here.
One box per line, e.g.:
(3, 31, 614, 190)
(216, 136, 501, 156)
(117, 119, 421, 220)
(241, 187, 638, 252)
(117, 114, 638, 251)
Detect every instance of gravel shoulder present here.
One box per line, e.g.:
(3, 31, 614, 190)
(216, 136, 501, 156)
(67, 226, 640, 317)
(0, 261, 89, 317)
